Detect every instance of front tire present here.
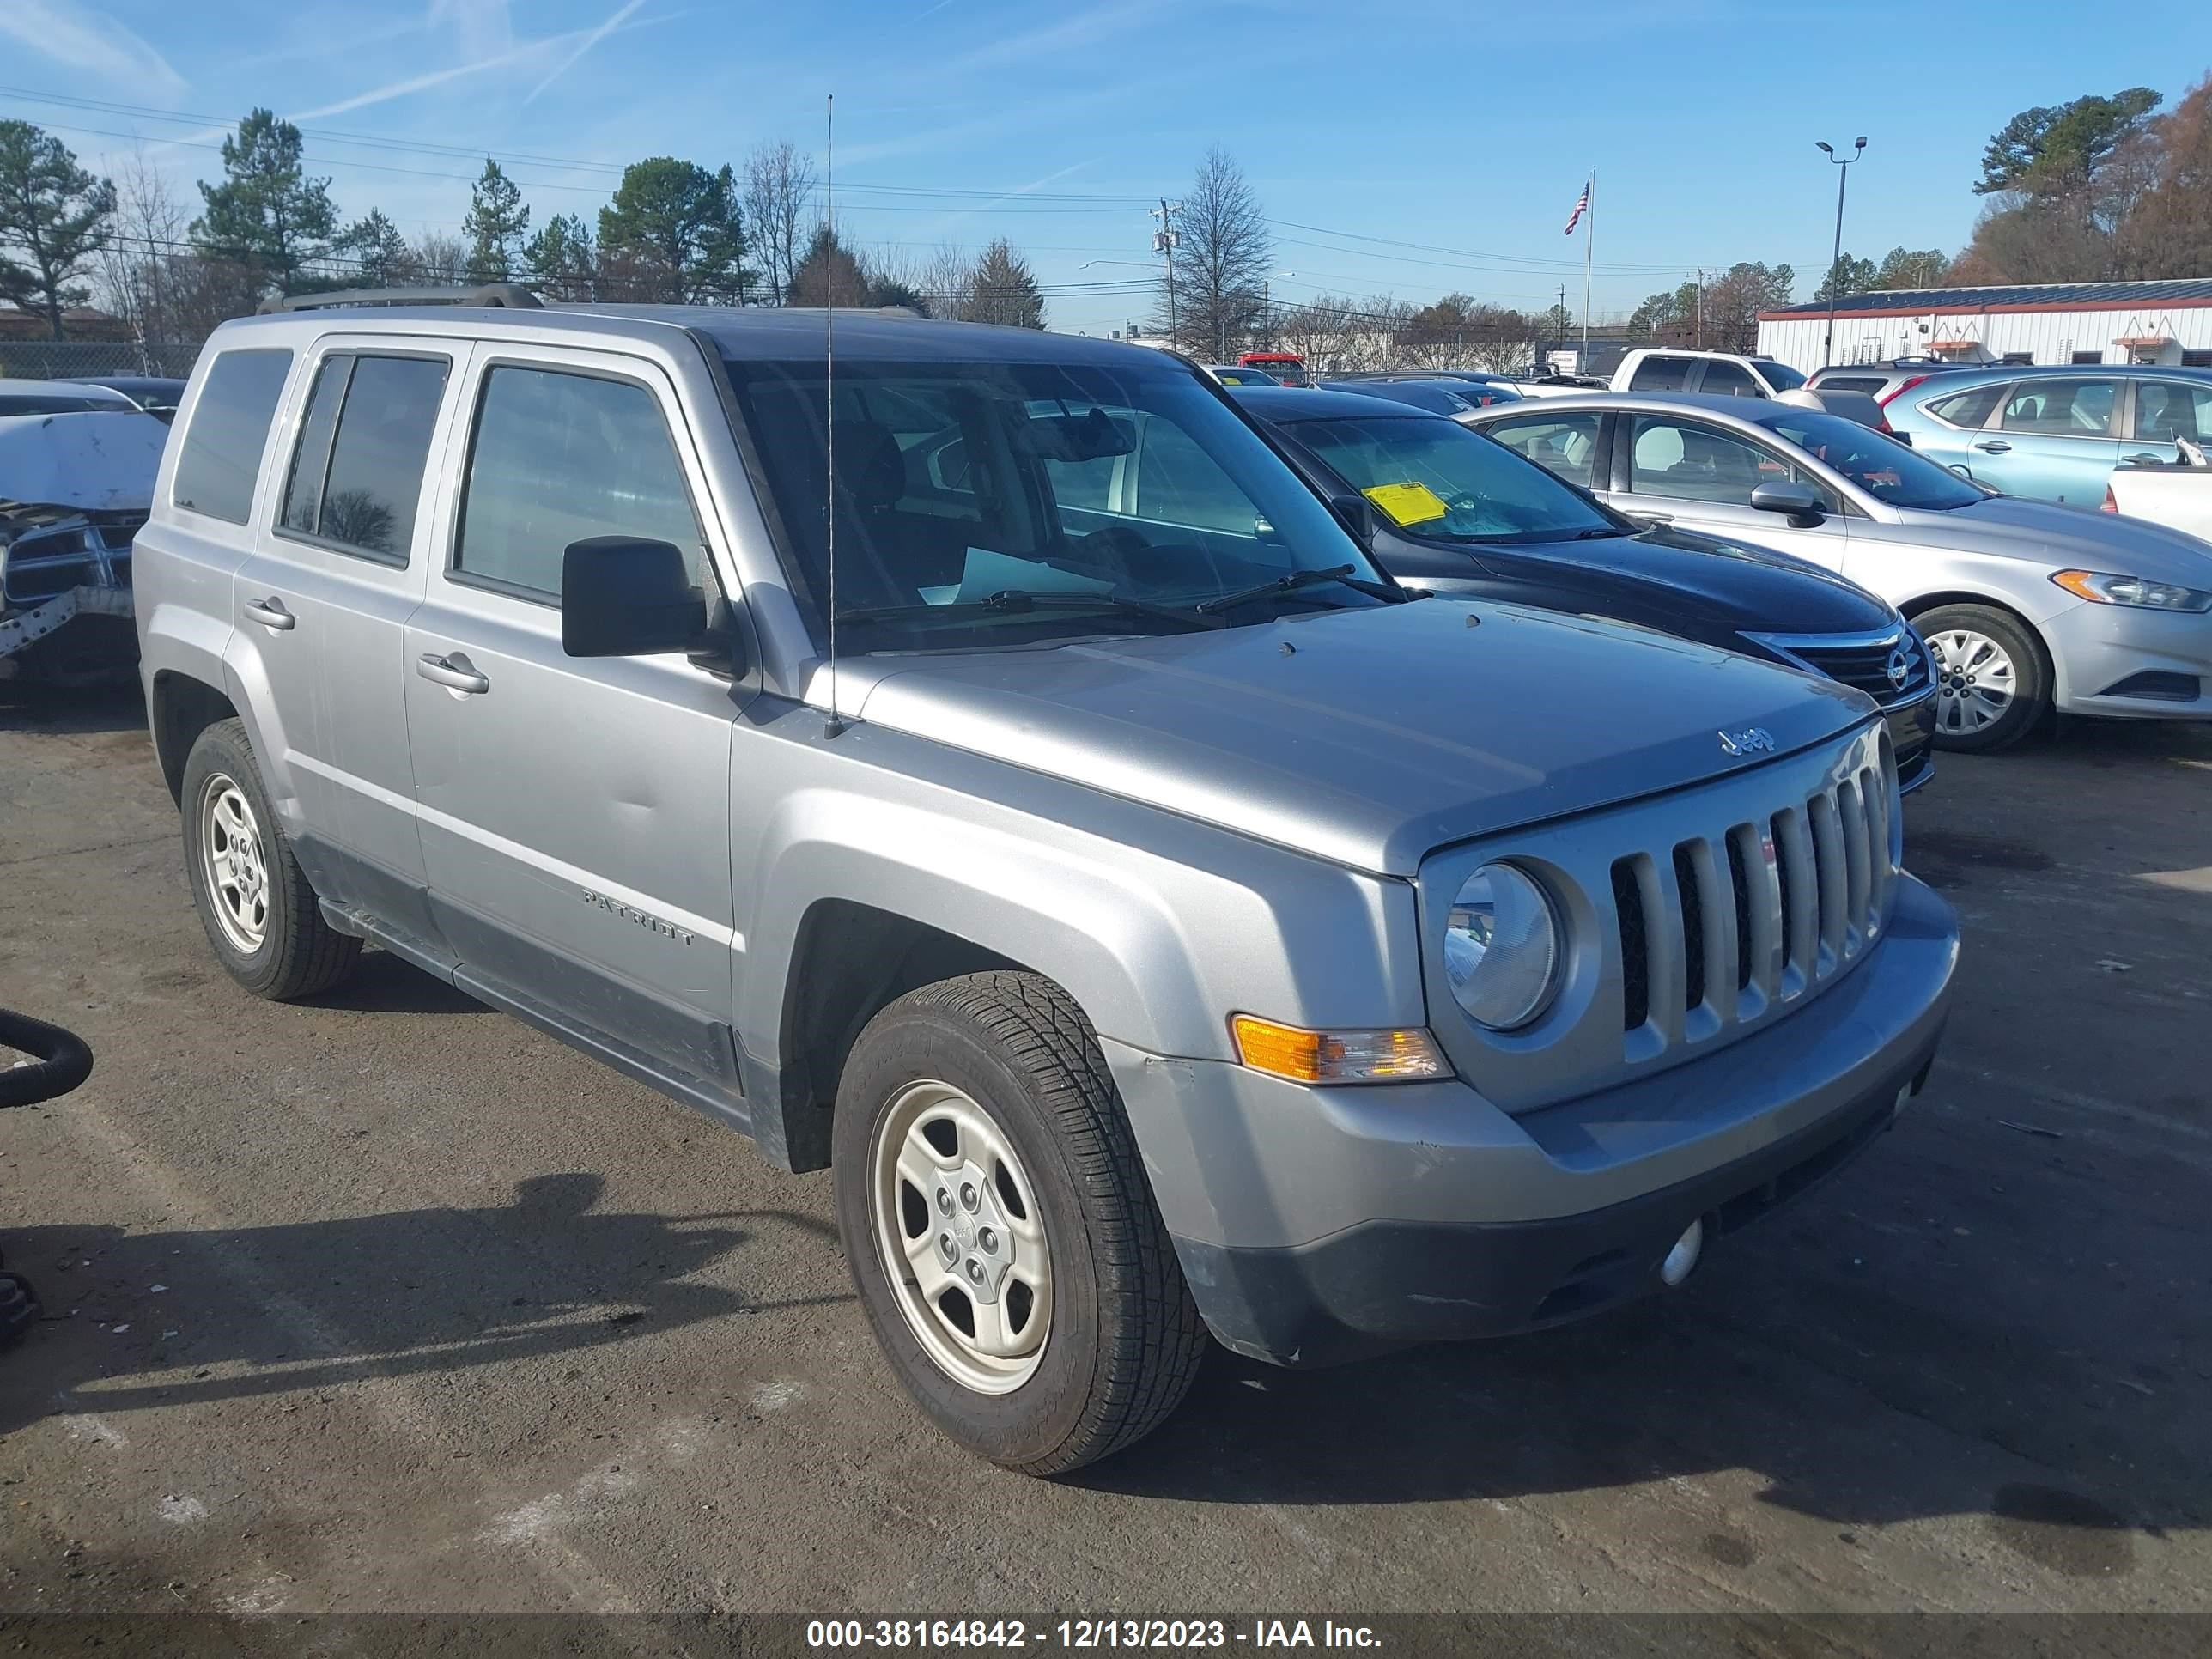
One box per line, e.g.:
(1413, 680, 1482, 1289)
(179, 719, 361, 1000)
(831, 972, 1205, 1475)
(1917, 604, 2049, 753)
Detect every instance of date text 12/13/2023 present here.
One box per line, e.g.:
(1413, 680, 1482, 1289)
(805, 1620, 1384, 1650)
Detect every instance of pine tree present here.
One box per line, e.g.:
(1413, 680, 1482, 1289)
(965, 238, 1044, 329)
(525, 212, 597, 301)
(0, 120, 115, 338)
(463, 158, 530, 283)
(597, 158, 748, 303)
(191, 108, 337, 293)
(785, 225, 867, 308)
(336, 209, 409, 287)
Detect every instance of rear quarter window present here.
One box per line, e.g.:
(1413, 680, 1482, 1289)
(1629, 355, 1694, 392)
(171, 348, 295, 525)
(1924, 384, 2006, 429)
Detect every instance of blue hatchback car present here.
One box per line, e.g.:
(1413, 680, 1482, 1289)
(1886, 364, 2212, 507)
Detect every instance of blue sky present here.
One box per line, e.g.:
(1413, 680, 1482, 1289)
(2, 0, 2205, 336)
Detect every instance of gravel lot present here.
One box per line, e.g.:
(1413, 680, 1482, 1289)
(1, 686, 2207, 1626)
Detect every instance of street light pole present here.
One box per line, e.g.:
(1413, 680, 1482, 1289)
(1816, 137, 1866, 368)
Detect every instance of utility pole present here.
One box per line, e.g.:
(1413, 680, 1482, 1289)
(1151, 199, 1181, 348)
(1695, 269, 1706, 349)
(1554, 286, 1566, 367)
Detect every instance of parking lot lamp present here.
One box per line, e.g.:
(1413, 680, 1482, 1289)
(1817, 137, 1867, 368)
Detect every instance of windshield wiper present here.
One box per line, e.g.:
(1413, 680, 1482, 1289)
(1573, 526, 1630, 539)
(1194, 562, 1369, 616)
(838, 589, 1223, 630)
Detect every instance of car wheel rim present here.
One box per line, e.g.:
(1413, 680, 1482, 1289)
(200, 775, 270, 953)
(1926, 629, 2017, 734)
(869, 1079, 1052, 1395)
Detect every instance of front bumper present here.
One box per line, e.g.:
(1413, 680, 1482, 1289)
(2045, 598, 2212, 719)
(1106, 873, 1957, 1368)
(0, 584, 137, 683)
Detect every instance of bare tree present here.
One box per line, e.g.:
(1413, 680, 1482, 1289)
(918, 244, 975, 319)
(1157, 147, 1270, 358)
(398, 230, 468, 286)
(742, 139, 817, 305)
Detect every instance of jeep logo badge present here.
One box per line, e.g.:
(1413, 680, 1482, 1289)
(1717, 726, 1776, 757)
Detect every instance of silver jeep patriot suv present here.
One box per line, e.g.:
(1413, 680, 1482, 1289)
(134, 295, 1958, 1474)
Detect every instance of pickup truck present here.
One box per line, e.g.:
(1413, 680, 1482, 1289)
(132, 295, 1958, 1474)
(2105, 446, 2212, 541)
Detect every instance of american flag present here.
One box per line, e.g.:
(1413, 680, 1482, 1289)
(1564, 180, 1590, 235)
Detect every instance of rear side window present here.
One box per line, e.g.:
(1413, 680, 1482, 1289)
(171, 348, 294, 524)
(1629, 354, 1694, 392)
(1925, 384, 2006, 428)
(2001, 378, 2116, 436)
(279, 353, 450, 563)
(453, 365, 704, 602)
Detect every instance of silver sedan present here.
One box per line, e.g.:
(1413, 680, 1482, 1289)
(1465, 392, 2212, 751)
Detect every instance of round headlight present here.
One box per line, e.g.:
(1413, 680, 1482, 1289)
(1443, 863, 1562, 1030)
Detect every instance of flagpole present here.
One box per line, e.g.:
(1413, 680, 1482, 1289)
(1580, 169, 1594, 369)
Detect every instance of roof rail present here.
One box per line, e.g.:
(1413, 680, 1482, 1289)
(258, 283, 544, 314)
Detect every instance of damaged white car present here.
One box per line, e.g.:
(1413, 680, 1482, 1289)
(0, 380, 169, 686)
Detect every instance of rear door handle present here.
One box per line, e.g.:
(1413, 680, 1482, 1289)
(1973, 440, 2012, 453)
(244, 596, 295, 630)
(2125, 452, 2166, 464)
(416, 652, 489, 695)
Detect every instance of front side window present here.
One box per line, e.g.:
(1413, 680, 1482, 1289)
(1286, 413, 1620, 543)
(1627, 416, 1789, 505)
(1766, 410, 1987, 510)
(1926, 383, 2007, 429)
(279, 352, 449, 562)
(2001, 378, 2117, 436)
(2131, 381, 2212, 443)
(725, 356, 1388, 648)
(1481, 413, 1602, 489)
(1751, 360, 1807, 391)
(1629, 354, 1694, 391)
(454, 365, 706, 602)
(172, 348, 295, 525)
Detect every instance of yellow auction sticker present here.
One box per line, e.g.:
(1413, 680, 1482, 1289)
(1361, 481, 1449, 526)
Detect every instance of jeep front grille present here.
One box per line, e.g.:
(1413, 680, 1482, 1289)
(1418, 721, 1899, 1115)
(1613, 757, 1892, 1051)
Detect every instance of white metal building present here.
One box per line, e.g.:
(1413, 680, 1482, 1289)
(1757, 280, 2212, 374)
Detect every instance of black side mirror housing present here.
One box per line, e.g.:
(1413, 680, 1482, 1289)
(561, 537, 707, 658)
(1328, 492, 1379, 545)
(1748, 480, 1826, 527)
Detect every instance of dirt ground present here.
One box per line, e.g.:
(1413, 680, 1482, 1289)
(1, 685, 2207, 1632)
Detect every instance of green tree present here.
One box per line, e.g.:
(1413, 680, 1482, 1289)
(463, 157, 530, 282)
(525, 211, 597, 301)
(1976, 88, 2161, 195)
(597, 157, 748, 303)
(1871, 246, 1950, 289)
(0, 120, 116, 339)
(963, 238, 1044, 328)
(786, 225, 867, 307)
(335, 209, 409, 287)
(191, 108, 337, 293)
(1814, 252, 1879, 304)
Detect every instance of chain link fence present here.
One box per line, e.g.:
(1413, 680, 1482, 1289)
(0, 338, 202, 381)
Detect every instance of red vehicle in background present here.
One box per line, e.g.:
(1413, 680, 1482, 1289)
(1237, 351, 1311, 386)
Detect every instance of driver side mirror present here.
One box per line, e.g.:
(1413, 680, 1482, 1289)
(1328, 492, 1379, 545)
(1748, 480, 1826, 527)
(561, 537, 711, 659)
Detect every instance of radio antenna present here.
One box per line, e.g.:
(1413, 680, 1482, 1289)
(823, 91, 844, 738)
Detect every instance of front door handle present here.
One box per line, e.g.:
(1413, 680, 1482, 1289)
(416, 652, 489, 695)
(1973, 440, 2012, 453)
(244, 596, 295, 630)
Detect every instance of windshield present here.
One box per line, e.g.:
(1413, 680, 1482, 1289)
(1766, 410, 1987, 510)
(1244, 358, 1311, 386)
(1753, 361, 1808, 391)
(1285, 411, 1623, 543)
(725, 356, 1391, 648)
(0, 392, 131, 416)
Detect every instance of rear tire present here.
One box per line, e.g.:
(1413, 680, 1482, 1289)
(179, 719, 361, 1000)
(831, 971, 1205, 1475)
(1915, 604, 2048, 754)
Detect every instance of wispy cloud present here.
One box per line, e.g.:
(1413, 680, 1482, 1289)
(0, 0, 186, 97)
(524, 0, 648, 105)
(939, 0, 1158, 75)
(427, 0, 514, 59)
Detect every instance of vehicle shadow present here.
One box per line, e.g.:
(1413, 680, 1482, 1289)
(0, 680, 146, 738)
(1079, 1115, 2205, 1565)
(299, 947, 494, 1018)
(0, 1172, 851, 1437)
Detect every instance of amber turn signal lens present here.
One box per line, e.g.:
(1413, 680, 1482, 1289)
(1229, 1015, 1449, 1085)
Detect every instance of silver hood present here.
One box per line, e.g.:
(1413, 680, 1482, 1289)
(1924, 495, 2212, 585)
(845, 600, 1873, 875)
